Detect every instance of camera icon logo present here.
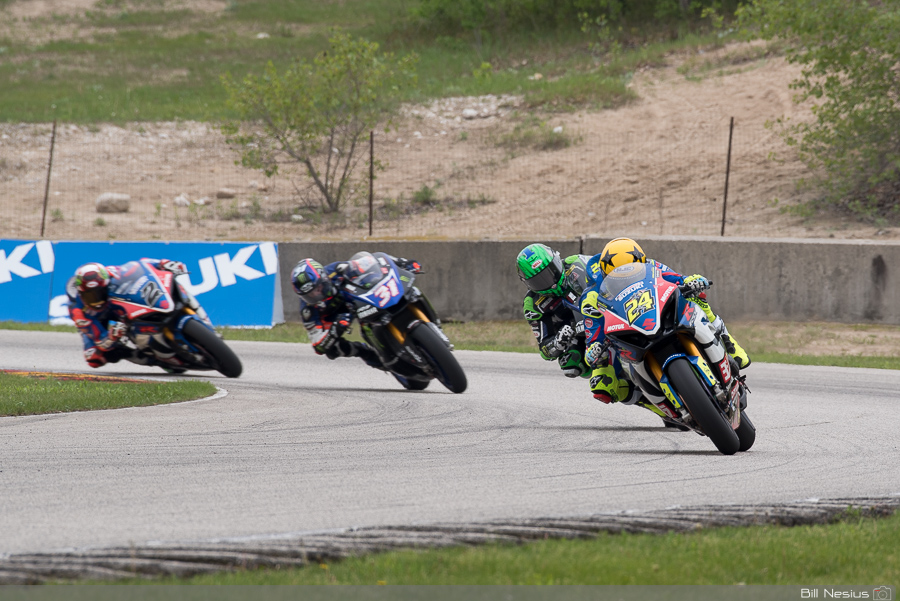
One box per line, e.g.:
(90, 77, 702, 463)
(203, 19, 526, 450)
(873, 586, 892, 601)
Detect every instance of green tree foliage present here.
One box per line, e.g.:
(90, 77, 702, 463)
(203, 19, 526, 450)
(740, 0, 900, 219)
(222, 33, 418, 213)
(412, 0, 736, 39)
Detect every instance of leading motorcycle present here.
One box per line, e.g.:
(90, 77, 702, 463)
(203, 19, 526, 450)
(107, 259, 243, 378)
(338, 251, 467, 393)
(587, 262, 754, 455)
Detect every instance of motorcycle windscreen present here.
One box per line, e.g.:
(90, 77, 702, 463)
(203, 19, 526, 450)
(599, 263, 662, 334)
(108, 260, 175, 312)
(599, 263, 649, 300)
(345, 252, 389, 290)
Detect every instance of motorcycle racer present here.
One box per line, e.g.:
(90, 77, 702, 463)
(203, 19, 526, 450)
(515, 243, 595, 380)
(291, 255, 424, 372)
(67, 259, 205, 370)
(580, 237, 751, 410)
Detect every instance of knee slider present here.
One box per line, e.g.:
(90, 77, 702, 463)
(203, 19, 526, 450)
(84, 348, 106, 368)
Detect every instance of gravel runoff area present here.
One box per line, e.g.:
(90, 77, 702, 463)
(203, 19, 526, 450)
(1, 497, 896, 584)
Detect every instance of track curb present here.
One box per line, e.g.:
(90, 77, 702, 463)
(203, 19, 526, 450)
(2, 496, 897, 583)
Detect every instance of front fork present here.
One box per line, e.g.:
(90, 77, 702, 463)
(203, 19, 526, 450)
(366, 298, 451, 375)
(635, 314, 742, 428)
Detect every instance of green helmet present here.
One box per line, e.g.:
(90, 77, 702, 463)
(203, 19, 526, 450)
(516, 243, 565, 295)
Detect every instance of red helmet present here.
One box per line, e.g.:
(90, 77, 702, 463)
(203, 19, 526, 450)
(74, 263, 111, 308)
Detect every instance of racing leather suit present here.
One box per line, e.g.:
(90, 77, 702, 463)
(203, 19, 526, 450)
(67, 258, 195, 368)
(522, 254, 594, 379)
(300, 256, 423, 370)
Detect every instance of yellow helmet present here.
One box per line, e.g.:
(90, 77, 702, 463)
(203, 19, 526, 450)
(598, 237, 646, 275)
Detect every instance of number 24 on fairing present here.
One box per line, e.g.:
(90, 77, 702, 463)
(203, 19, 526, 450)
(625, 290, 654, 324)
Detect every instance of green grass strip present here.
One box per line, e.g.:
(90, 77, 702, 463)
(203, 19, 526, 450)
(0, 372, 217, 416)
(750, 353, 900, 370)
(8, 320, 900, 370)
(151, 511, 900, 584)
(0, 320, 77, 333)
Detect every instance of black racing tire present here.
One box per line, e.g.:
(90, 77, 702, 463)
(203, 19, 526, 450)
(735, 411, 756, 452)
(393, 373, 431, 391)
(666, 357, 739, 455)
(409, 325, 467, 393)
(182, 319, 243, 378)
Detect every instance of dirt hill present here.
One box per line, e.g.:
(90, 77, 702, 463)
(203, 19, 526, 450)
(0, 23, 891, 242)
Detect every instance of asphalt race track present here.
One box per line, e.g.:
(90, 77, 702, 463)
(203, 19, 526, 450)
(1, 330, 899, 556)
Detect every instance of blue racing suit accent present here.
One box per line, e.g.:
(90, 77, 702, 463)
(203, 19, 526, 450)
(67, 259, 186, 368)
(67, 265, 126, 367)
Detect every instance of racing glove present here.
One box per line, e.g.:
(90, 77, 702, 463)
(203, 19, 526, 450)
(159, 259, 189, 276)
(397, 258, 423, 274)
(553, 325, 575, 353)
(585, 340, 610, 368)
(315, 312, 354, 356)
(332, 312, 353, 337)
(98, 322, 128, 350)
(680, 274, 711, 298)
(314, 328, 339, 355)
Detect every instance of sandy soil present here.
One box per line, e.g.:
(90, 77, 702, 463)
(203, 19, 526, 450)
(1, 38, 894, 243)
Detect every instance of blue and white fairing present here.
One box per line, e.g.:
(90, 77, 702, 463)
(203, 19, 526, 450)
(107, 259, 176, 320)
(340, 252, 407, 309)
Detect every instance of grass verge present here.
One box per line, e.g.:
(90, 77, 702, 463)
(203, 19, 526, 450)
(149, 510, 900, 584)
(0, 372, 217, 416)
(0, 0, 732, 122)
(0, 320, 77, 333)
(9, 320, 900, 368)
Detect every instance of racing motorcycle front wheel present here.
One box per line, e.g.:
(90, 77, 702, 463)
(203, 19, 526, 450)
(666, 357, 739, 455)
(409, 325, 467, 393)
(182, 319, 243, 378)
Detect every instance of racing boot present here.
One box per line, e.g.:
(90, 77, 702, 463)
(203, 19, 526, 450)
(100, 346, 152, 366)
(711, 316, 751, 370)
(589, 362, 632, 404)
(345, 341, 389, 372)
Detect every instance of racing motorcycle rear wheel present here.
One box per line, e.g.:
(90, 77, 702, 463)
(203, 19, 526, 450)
(182, 319, 243, 378)
(666, 357, 740, 455)
(409, 325, 467, 393)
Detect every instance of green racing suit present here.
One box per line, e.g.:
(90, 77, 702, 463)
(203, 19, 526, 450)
(522, 254, 594, 378)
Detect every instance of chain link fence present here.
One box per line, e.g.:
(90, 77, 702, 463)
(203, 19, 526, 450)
(0, 116, 815, 242)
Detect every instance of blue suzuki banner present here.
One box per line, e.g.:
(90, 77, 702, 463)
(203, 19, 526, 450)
(0, 240, 56, 323)
(0, 240, 282, 327)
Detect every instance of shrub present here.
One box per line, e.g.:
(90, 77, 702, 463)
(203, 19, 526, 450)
(223, 32, 418, 214)
(740, 0, 900, 219)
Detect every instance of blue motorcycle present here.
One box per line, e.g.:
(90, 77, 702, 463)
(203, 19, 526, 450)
(339, 252, 467, 393)
(588, 262, 754, 454)
(107, 259, 242, 378)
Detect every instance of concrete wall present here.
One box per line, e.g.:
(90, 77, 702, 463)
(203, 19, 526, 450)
(279, 239, 581, 323)
(280, 236, 900, 324)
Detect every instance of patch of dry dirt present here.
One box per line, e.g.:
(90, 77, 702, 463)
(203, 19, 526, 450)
(3, 0, 225, 18)
(0, 0, 229, 44)
(1, 42, 895, 242)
